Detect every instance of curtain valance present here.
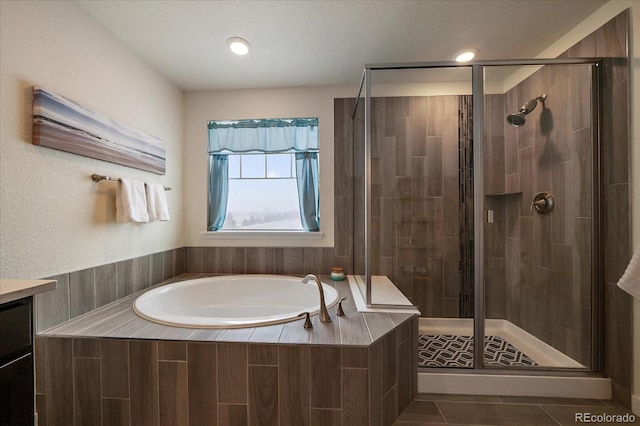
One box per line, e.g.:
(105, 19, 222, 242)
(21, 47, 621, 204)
(208, 118, 319, 153)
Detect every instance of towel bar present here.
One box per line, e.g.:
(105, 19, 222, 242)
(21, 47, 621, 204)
(91, 174, 171, 191)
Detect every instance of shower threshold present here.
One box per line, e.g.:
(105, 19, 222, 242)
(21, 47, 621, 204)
(417, 318, 610, 399)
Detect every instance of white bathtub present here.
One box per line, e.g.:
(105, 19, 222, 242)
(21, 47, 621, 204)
(133, 274, 340, 328)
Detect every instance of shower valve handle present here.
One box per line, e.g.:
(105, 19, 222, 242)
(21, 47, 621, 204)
(530, 192, 554, 215)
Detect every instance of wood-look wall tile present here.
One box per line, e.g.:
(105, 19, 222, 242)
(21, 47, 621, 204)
(230, 248, 247, 273)
(158, 341, 186, 361)
(274, 248, 305, 275)
(95, 263, 117, 308)
(248, 366, 279, 426)
(44, 337, 73, 426)
(151, 252, 164, 285)
(36, 394, 47, 426)
(73, 337, 100, 358)
(116, 259, 134, 299)
(382, 386, 398, 426)
(248, 344, 278, 365)
(102, 398, 130, 426)
(101, 339, 129, 398)
(396, 338, 413, 413)
(245, 248, 275, 274)
(279, 346, 310, 426)
(574, 218, 592, 308)
(175, 248, 186, 275)
(159, 361, 188, 426)
(187, 342, 217, 426)
(310, 346, 341, 409)
(369, 338, 383, 426)
(186, 247, 204, 273)
(381, 333, 397, 395)
(342, 368, 368, 426)
(36, 273, 69, 332)
(69, 268, 95, 318)
(217, 344, 247, 404)
(73, 357, 101, 426)
(34, 337, 46, 394)
(218, 404, 248, 426)
(129, 340, 159, 426)
(163, 249, 176, 279)
(341, 346, 369, 369)
(134, 254, 151, 291)
(310, 408, 342, 426)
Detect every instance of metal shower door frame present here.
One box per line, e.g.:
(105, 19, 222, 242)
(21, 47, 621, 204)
(356, 57, 603, 372)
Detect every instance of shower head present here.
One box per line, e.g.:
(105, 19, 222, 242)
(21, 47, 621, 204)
(506, 93, 547, 127)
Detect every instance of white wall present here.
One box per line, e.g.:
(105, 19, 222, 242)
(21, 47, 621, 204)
(0, 1, 184, 279)
(183, 86, 357, 248)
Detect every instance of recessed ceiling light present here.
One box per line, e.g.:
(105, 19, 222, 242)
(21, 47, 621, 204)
(454, 48, 478, 62)
(227, 37, 251, 56)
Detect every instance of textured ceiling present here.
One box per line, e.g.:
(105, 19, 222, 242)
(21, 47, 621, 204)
(77, 0, 607, 91)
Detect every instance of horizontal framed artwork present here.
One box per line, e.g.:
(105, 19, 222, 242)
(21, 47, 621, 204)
(32, 86, 166, 174)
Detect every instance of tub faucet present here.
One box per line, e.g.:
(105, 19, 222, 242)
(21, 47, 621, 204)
(301, 274, 331, 322)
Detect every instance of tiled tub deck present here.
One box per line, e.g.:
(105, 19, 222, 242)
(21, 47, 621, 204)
(36, 274, 418, 426)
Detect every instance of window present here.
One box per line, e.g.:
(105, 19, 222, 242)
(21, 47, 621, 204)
(207, 118, 319, 232)
(224, 152, 302, 230)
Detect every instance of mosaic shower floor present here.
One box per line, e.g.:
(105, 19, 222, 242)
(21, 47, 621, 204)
(418, 334, 538, 368)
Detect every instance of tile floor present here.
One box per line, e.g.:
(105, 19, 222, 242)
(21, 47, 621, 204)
(394, 393, 638, 425)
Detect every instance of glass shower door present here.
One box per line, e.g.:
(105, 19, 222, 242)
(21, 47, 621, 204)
(482, 63, 599, 370)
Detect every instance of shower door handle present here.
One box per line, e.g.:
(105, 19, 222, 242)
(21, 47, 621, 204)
(530, 192, 554, 215)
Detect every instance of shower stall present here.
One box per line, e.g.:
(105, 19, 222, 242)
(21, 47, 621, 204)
(348, 58, 603, 377)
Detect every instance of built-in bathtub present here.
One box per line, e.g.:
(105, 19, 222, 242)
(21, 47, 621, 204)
(133, 274, 339, 328)
(35, 273, 418, 426)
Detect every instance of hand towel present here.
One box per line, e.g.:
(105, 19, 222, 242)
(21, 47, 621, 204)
(116, 178, 149, 223)
(617, 245, 640, 299)
(145, 183, 170, 221)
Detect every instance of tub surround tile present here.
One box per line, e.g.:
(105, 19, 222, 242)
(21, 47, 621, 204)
(187, 342, 217, 426)
(73, 357, 101, 426)
(100, 339, 129, 398)
(248, 365, 279, 425)
(101, 398, 130, 426)
(159, 361, 189, 426)
(218, 344, 248, 404)
(279, 345, 311, 426)
(129, 340, 159, 426)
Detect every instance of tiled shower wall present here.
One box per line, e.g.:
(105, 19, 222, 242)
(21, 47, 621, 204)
(335, 96, 462, 318)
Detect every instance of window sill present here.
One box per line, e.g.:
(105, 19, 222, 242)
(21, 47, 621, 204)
(201, 230, 324, 240)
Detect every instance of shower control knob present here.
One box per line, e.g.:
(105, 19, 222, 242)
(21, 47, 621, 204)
(530, 192, 554, 215)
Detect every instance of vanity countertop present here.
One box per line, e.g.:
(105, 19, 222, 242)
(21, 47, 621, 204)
(0, 279, 57, 304)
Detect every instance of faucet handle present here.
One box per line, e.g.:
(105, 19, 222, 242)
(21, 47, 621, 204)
(298, 312, 313, 329)
(336, 297, 347, 316)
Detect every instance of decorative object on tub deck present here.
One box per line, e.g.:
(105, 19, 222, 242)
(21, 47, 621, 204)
(32, 86, 166, 174)
(330, 266, 345, 281)
(116, 178, 149, 223)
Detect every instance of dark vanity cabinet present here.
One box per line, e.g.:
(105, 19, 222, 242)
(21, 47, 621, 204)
(0, 297, 34, 426)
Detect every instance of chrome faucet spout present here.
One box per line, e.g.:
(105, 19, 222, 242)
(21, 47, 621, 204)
(301, 274, 331, 322)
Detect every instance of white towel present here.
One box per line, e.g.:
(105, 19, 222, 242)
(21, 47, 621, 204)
(116, 178, 149, 223)
(617, 245, 640, 299)
(145, 183, 170, 221)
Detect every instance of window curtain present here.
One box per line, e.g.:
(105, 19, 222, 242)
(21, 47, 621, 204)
(208, 118, 319, 232)
(295, 152, 319, 232)
(208, 154, 228, 231)
(208, 118, 318, 153)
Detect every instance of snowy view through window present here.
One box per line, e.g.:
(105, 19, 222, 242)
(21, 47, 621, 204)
(222, 152, 304, 230)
